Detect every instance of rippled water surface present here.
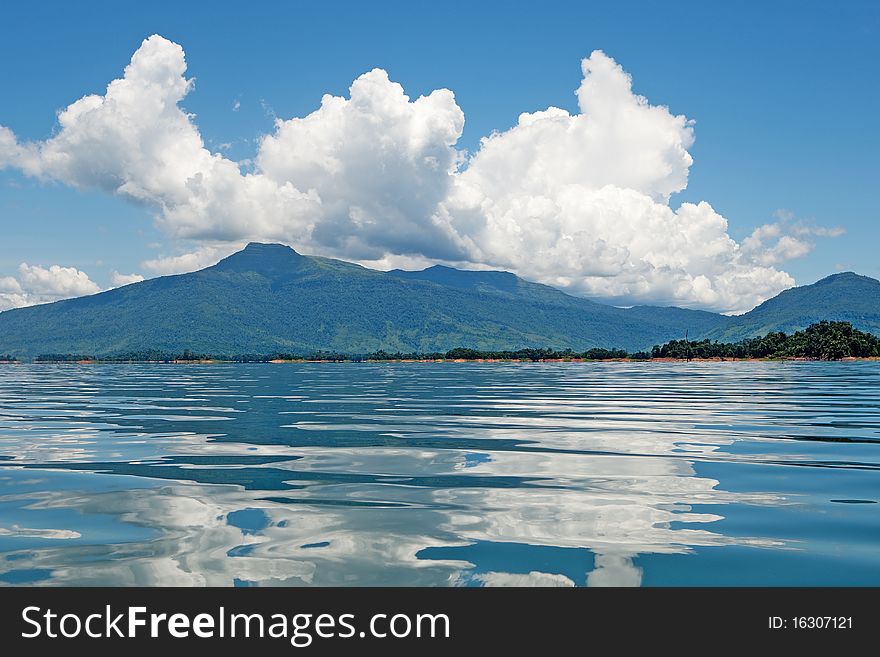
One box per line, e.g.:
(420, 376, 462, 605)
(0, 362, 878, 586)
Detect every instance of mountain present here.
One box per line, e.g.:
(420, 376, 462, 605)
(0, 243, 723, 357)
(389, 264, 522, 294)
(706, 272, 880, 342)
(1, 244, 876, 358)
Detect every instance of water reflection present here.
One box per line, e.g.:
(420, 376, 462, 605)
(0, 362, 878, 586)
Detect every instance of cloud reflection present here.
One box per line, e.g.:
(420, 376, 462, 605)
(2, 362, 877, 586)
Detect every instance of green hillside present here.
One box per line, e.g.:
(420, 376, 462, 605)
(706, 272, 880, 342)
(0, 243, 724, 357)
(2, 244, 877, 359)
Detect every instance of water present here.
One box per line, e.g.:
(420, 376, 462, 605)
(0, 362, 877, 586)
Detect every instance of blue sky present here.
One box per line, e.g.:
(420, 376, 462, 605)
(1, 0, 877, 312)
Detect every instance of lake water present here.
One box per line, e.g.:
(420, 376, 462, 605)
(0, 362, 877, 586)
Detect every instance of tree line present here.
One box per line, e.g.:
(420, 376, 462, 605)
(650, 321, 880, 360)
(6, 321, 879, 363)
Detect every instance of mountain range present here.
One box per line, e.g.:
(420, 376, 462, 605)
(0, 242, 878, 358)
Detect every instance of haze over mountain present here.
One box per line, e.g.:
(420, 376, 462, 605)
(0, 243, 877, 358)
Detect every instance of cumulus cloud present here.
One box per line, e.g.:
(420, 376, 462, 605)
(0, 263, 101, 311)
(0, 36, 321, 244)
(18, 263, 100, 298)
(0, 276, 27, 311)
(0, 36, 841, 312)
(257, 67, 465, 260)
(142, 243, 242, 275)
(741, 211, 845, 267)
(110, 271, 145, 287)
(440, 52, 800, 312)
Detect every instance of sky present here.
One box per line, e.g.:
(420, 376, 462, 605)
(0, 0, 877, 314)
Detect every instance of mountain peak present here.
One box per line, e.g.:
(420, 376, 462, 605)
(242, 242, 300, 255)
(213, 242, 304, 275)
(706, 268, 880, 342)
(389, 264, 520, 292)
(815, 271, 877, 285)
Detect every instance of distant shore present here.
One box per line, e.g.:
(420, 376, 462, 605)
(2, 356, 879, 365)
(3, 320, 878, 364)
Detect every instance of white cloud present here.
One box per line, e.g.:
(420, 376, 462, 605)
(439, 51, 797, 311)
(0, 35, 321, 245)
(0, 37, 839, 312)
(471, 571, 575, 587)
(0, 263, 101, 311)
(257, 67, 465, 260)
(110, 271, 145, 286)
(742, 225, 811, 266)
(806, 226, 846, 238)
(0, 275, 28, 311)
(456, 52, 694, 206)
(0, 276, 23, 294)
(0, 126, 22, 166)
(742, 212, 845, 268)
(18, 263, 100, 298)
(142, 243, 241, 275)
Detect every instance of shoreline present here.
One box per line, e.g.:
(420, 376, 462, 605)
(2, 356, 879, 365)
(4, 323, 875, 365)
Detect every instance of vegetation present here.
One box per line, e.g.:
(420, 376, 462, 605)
(707, 272, 880, 342)
(0, 243, 878, 360)
(651, 321, 880, 360)
(28, 347, 630, 363)
(0, 242, 726, 358)
(12, 322, 877, 363)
